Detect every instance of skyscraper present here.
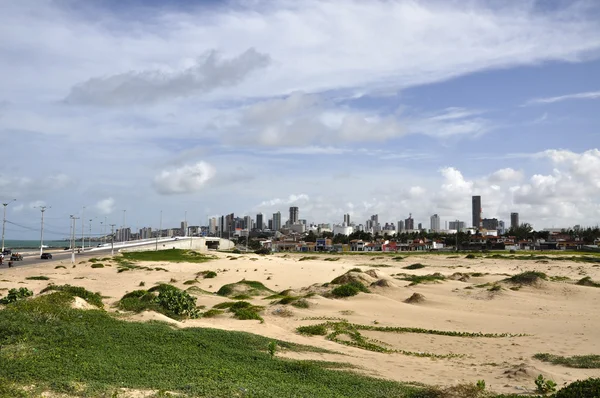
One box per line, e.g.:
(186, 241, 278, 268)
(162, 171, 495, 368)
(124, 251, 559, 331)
(510, 212, 519, 230)
(472, 196, 481, 229)
(405, 214, 414, 230)
(181, 221, 188, 237)
(244, 215, 253, 231)
(343, 214, 350, 225)
(430, 214, 440, 232)
(289, 207, 299, 225)
(273, 212, 282, 231)
(397, 220, 404, 233)
(449, 221, 465, 231)
(256, 213, 263, 231)
(209, 218, 217, 235)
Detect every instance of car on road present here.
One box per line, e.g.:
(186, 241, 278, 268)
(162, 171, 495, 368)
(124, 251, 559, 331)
(10, 253, 23, 261)
(2, 249, 11, 255)
(41, 253, 53, 260)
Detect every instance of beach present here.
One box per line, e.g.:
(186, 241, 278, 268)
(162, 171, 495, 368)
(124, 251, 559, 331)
(1, 251, 599, 395)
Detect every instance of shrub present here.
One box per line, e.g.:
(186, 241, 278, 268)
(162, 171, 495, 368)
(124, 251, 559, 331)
(534, 353, 600, 368)
(277, 296, 299, 305)
(40, 285, 104, 308)
(576, 276, 600, 288)
(465, 253, 476, 259)
(297, 324, 328, 336)
(91, 263, 104, 268)
(403, 263, 426, 270)
(268, 341, 277, 359)
(233, 308, 263, 321)
(554, 378, 600, 398)
(488, 284, 502, 292)
(331, 282, 369, 298)
(254, 248, 271, 255)
(118, 290, 158, 313)
(202, 309, 224, 318)
(535, 374, 557, 394)
(401, 273, 446, 286)
(291, 299, 310, 309)
(156, 289, 200, 318)
(506, 271, 547, 285)
(54, 265, 66, 269)
(183, 280, 197, 285)
(203, 271, 217, 279)
(25, 276, 50, 280)
(0, 287, 33, 304)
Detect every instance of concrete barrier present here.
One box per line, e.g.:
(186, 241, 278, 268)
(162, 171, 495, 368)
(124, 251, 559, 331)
(121, 237, 234, 253)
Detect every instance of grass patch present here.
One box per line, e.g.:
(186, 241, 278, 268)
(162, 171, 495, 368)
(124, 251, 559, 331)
(400, 273, 446, 286)
(359, 263, 392, 268)
(201, 271, 217, 279)
(534, 353, 600, 368)
(121, 249, 215, 263)
(324, 257, 340, 261)
(202, 309, 224, 318)
(0, 294, 417, 397)
(297, 324, 328, 336)
(91, 263, 105, 269)
(298, 256, 318, 261)
(40, 284, 104, 308)
(403, 263, 426, 270)
(118, 284, 200, 319)
(216, 280, 275, 297)
(54, 265, 66, 269)
(505, 271, 547, 285)
(291, 299, 310, 309)
(577, 276, 600, 288)
(25, 276, 50, 281)
(331, 282, 369, 298)
(550, 276, 571, 282)
(392, 256, 404, 261)
(183, 279, 198, 285)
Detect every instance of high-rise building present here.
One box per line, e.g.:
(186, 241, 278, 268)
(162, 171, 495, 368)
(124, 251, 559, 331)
(209, 218, 217, 235)
(256, 213, 263, 231)
(449, 221, 465, 231)
(273, 212, 282, 231)
(181, 221, 188, 237)
(472, 196, 482, 229)
(417, 223, 423, 230)
(430, 214, 440, 232)
(343, 214, 351, 225)
(482, 218, 498, 230)
(289, 207, 299, 225)
(397, 220, 404, 233)
(510, 212, 519, 230)
(405, 214, 414, 230)
(225, 213, 235, 233)
(498, 220, 506, 235)
(268, 219, 273, 230)
(244, 215, 253, 231)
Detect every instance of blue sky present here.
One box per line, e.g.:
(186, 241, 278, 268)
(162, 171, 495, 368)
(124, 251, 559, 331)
(1, 0, 600, 239)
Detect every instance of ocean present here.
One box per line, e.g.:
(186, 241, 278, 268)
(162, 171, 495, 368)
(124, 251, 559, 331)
(3, 240, 73, 249)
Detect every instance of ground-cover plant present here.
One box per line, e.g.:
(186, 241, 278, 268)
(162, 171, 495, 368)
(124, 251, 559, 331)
(199, 270, 217, 279)
(118, 284, 200, 318)
(465, 253, 477, 259)
(324, 257, 340, 261)
(217, 280, 275, 297)
(202, 309, 224, 318)
(291, 299, 310, 309)
(299, 256, 318, 261)
(392, 256, 404, 261)
(297, 324, 328, 336)
(505, 271, 547, 285)
(331, 281, 369, 298)
(40, 284, 103, 308)
(91, 263, 105, 268)
(399, 273, 446, 286)
(54, 265, 66, 269)
(0, 288, 33, 304)
(535, 374, 557, 394)
(576, 276, 600, 288)
(553, 378, 600, 397)
(534, 353, 600, 368)
(25, 276, 50, 280)
(121, 249, 215, 263)
(0, 294, 423, 398)
(403, 263, 426, 270)
(183, 279, 198, 285)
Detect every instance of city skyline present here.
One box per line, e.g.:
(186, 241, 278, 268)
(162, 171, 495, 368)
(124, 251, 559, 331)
(2, 1, 600, 239)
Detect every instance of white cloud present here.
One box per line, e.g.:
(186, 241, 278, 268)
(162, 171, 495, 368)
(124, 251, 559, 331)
(65, 48, 270, 106)
(524, 91, 600, 106)
(154, 161, 216, 195)
(488, 168, 523, 183)
(95, 197, 116, 215)
(12, 204, 24, 212)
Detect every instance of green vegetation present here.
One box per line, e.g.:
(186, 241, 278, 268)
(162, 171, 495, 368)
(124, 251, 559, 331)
(297, 324, 328, 336)
(399, 273, 446, 286)
(201, 309, 224, 318)
(217, 280, 275, 297)
(121, 249, 215, 263)
(54, 265, 66, 269)
(554, 378, 600, 398)
(89, 258, 99, 263)
(488, 284, 502, 292)
(535, 374, 557, 394)
(118, 284, 200, 319)
(299, 256, 319, 261)
(91, 263, 105, 268)
(292, 299, 310, 309)
(505, 271, 548, 285)
(200, 270, 218, 279)
(534, 353, 600, 368)
(183, 279, 198, 285)
(331, 281, 369, 298)
(268, 341, 277, 359)
(324, 257, 340, 261)
(576, 276, 600, 288)
(0, 293, 424, 397)
(40, 284, 103, 308)
(25, 276, 50, 280)
(224, 300, 265, 321)
(549, 276, 571, 282)
(403, 263, 426, 270)
(0, 288, 33, 304)
(392, 256, 405, 261)
(465, 253, 477, 259)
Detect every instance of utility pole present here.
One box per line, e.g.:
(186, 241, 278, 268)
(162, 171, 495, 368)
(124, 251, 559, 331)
(156, 210, 162, 251)
(100, 221, 103, 246)
(71, 215, 80, 263)
(455, 219, 459, 253)
(110, 224, 116, 256)
(35, 205, 50, 256)
(1, 199, 16, 252)
(81, 206, 85, 251)
(122, 210, 126, 245)
(89, 219, 93, 248)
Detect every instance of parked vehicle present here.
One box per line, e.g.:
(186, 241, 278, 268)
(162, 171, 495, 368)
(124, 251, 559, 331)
(10, 253, 23, 261)
(2, 249, 11, 255)
(41, 253, 53, 260)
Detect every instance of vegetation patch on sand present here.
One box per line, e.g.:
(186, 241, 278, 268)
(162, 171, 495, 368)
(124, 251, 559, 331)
(399, 273, 446, 286)
(91, 263, 105, 268)
(40, 284, 104, 308)
(504, 271, 547, 285)
(576, 276, 600, 288)
(0, 293, 423, 398)
(534, 353, 600, 368)
(121, 249, 215, 263)
(217, 280, 275, 297)
(0, 288, 33, 304)
(403, 263, 426, 270)
(25, 276, 50, 281)
(331, 281, 369, 298)
(118, 284, 200, 319)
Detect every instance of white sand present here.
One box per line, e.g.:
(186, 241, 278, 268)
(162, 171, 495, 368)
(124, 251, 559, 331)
(2, 252, 600, 395)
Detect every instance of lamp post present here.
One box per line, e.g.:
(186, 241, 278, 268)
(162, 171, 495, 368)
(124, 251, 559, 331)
(110, 224, 116, 256)
(81, 206, 85, 250)
(1, 199, 16, 252)
(122, 210, 126, 245)
(89, 219, 93, 249)
(70, 215, 80, 264)
(35, 206, 50, 256)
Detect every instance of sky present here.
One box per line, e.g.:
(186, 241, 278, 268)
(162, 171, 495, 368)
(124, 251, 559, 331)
(1, 0, 600, 240)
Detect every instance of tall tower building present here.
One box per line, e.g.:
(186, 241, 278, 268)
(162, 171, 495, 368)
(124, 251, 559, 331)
(472, 196, 482, 229)
(181, 221, 188, 237)
(397, 220, 404, 233)
(510, 212, 519, 229)
(430, 214, 440, 232)
(244, 216, 253, 231)
(405, 214, 414, 230)
(289, 207, 299, 225)
(256, 213, 263, 231)
(209, 218, 217, 235)
(343, 214, 351, 225)
(273, 212, 282, 231)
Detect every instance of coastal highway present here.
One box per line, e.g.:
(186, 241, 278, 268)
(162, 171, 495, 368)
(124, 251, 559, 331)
(1, 237, 187, 269)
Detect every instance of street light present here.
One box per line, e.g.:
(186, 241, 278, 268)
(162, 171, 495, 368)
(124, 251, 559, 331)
(1, 199, 16, 252)
(89, 218, 93, 249)
(122, 210, 126, 245)
(35, 205, 50, 256)
(81, 206, 86, 250)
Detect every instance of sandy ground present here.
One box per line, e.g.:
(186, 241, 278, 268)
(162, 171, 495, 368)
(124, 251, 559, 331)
(2, 251, 600, 395)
